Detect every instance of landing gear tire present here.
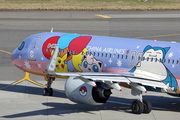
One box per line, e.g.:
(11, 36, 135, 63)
(49, 88, 53, 96)
(131, 100, 144, 114)
(143, 100, 152, 114)
(43, 88, 53, 96)
(43, 88, 48, 96)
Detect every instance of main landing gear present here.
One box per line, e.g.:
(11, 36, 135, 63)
(43, 77, 55, 96)
(131, 99, 152, 114)
(130, 83, 152, 114)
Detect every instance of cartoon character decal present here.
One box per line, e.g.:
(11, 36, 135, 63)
(79, 53, 103, 72)
(130, 45, 179, 93)
(55, 50, 68, 72)
(42, 34, 103, 73)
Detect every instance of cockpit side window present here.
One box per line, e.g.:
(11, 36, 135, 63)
(18, 41, 25, 50)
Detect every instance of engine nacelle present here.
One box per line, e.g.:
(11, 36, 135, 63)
(65, 77, 112, 105)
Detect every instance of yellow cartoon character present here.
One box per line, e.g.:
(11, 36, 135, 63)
(55, 54, 68, 72)
(51, 48, 69, 73)
(72, 48, 88, 72)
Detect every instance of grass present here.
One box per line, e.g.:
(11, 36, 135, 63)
(0, 0, 180, 10)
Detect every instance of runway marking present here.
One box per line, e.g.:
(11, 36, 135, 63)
(0, 49, 47, 89)
(3, 23, 180, 27)
(0, 50, 12, 55)
(134, 33, 180, 39)
(96, 14, 111, 18)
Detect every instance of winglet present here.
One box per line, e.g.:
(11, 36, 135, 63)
(45, 44, 59, 75)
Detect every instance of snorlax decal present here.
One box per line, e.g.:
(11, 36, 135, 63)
(130, 45, 179, 93)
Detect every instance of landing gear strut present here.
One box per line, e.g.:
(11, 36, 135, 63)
(44, 77, 55, 96)
(130, 83, 152, 114)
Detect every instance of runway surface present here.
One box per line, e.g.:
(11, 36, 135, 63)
(0, 10, 180, 120)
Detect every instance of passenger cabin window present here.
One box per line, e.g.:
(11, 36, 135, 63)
(155, 58, 157, 62)
(109, 54, 111, 58)
(73, 51, 76, 54)
(97, 53, 99, 57)
(142, 57, 145, 61)
(131, 56, 134, 60)
(151, 58, 153, 62)
(121, 55, 123, 59)
(146, 57, 149, 61)
(168, 59, 170, 63)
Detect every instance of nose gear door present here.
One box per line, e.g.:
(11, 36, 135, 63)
(28, 37, 41, 61)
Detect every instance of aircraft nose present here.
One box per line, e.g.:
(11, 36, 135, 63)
(11, 48, 19, 66)
(11, 41, 25, 63)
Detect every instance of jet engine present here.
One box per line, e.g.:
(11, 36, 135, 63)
(65, 77, 112, 105)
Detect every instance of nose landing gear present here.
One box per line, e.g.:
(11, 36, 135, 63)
(43, 77, 55, 96)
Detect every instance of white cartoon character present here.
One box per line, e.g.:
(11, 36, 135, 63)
(130, 45, 178, 92)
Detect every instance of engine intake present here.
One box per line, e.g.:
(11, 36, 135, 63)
(92, 82, 112, 103)
(65, 77, 112, 105)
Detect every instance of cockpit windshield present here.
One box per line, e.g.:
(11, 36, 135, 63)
(18, 41, 25, 50)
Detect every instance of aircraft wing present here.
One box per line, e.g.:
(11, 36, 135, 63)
(53, 72, 168, 91)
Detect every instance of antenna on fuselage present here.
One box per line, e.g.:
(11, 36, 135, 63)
(50, 28, 54, 33)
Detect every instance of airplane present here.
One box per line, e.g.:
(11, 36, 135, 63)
(10, 31, 180, 114)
